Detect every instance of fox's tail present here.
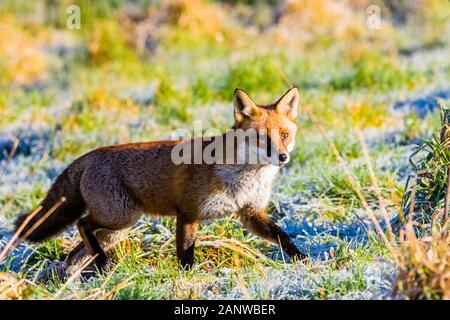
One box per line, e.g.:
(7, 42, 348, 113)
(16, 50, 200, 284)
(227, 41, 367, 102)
(14, 161, 85, 242)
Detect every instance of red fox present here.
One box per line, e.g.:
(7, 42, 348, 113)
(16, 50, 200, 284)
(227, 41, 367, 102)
(14, 87, 306, 270)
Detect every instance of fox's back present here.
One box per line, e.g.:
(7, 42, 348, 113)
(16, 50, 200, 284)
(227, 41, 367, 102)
(79, 140, 185, 216)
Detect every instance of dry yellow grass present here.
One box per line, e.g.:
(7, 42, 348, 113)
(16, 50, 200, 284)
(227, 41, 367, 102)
(0, 272, 29, 300)
(391, 216, 449, 300)
(0, 14, 48, 86)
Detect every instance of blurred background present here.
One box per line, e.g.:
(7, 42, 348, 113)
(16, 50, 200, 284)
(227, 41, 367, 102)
(1, 0, 449, 130)
(0, 0, 449, 299)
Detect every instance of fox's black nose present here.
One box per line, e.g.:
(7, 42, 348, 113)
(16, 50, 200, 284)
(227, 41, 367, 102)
(279, 153, 288, 163)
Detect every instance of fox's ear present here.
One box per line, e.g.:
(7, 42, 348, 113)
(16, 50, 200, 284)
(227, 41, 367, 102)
(233, 89, 260, 123)
(275, 87, 299, 121)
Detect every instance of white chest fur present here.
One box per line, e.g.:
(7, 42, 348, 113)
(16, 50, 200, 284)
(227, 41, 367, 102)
(200, 165, 279, 218)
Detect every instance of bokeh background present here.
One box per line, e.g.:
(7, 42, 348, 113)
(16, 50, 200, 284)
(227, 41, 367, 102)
(0, 0, 449, 299)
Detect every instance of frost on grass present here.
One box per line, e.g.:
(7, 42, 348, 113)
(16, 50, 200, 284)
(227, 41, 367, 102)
(392, 87, 450, 118)
(208, 259, 396, 300)
(0, 227, 34, 273)
(0, 155, 65, 273)
(0, 126, 53, 162)
(0, 124, 66, 273)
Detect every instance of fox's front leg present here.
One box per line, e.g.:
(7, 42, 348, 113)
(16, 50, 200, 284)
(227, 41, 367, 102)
(176, 213, 199, 269)
(239, 205, 306, 261)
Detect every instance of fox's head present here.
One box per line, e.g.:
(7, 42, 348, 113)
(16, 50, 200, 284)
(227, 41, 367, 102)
(232, 87, 299, 167)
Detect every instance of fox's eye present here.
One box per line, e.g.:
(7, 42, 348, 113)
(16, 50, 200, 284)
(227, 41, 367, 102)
(281, 133, 289, 141)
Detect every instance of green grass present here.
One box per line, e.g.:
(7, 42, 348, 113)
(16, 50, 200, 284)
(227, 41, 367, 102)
(330, 51, 420, 91)
(0, 0, 449, 300)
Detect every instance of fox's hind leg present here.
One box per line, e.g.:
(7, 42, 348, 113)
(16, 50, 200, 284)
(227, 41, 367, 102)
(66, 228, 129, 267)
(65, 228, 129, 277)
(77, 217, 108, 270)
(78, 174, 143, 270)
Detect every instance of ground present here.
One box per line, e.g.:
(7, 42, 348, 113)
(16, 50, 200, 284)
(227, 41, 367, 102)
(0, 0, 449, 299)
